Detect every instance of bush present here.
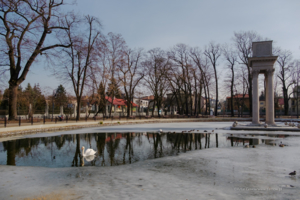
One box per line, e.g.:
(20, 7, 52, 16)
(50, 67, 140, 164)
(99, 121, 103, 124)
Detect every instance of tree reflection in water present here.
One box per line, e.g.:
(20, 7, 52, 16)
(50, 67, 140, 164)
(5, 132, 288, 167)
(71, 134, 82, 167)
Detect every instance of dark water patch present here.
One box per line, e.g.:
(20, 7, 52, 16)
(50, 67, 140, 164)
(0, 132, 292, 168)
(227, 134, 298, 147)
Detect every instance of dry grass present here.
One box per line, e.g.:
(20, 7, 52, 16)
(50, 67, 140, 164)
(23, 191, 79, 200)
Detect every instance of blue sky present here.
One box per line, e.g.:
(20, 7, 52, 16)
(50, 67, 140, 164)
(18, 0, 300, 97)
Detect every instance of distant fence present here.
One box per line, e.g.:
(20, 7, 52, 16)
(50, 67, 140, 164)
(0, 112, 217, 128)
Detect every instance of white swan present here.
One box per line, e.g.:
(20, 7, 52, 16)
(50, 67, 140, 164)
(84, 155, 96, 162)
(81, 146, 97, 157)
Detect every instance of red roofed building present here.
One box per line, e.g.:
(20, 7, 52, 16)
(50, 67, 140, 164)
(105, 96, 138, 107)
(105, 96, 138, 114)
(226, 94, 250, 113)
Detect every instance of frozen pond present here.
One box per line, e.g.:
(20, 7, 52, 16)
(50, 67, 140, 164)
(0, 122, 299, 167)
(1, 122, 300, 199)
(1, 132, 223, 167)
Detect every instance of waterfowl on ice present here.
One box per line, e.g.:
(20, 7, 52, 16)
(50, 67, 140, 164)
(289, 171, 296, 176)
(279, 142, 284, 147)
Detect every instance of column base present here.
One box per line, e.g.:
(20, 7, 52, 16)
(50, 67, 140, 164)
(248, 122, 261, 126)
(265, 122, 277, 126)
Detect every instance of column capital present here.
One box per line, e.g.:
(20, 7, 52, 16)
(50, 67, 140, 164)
(266, 68, 275, 76)
(252, 70, 260, 77)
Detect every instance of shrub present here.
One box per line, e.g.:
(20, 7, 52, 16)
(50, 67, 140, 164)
(99, 121, 103, 124)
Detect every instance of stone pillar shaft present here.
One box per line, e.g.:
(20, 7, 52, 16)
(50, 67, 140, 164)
(60, 105, 63, 115)
(252, 71, 260, 124)
(264, 73, 269, 123)
(266, 70, 275, 125)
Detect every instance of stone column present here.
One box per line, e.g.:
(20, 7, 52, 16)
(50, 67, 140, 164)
(266, 69, 275, 125)
(252, 70, 260, 125)
(264, 73, 269, 123)
(60, 105, 63, 115)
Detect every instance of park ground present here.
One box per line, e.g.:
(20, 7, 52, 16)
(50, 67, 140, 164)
(0, 122, 300, 200)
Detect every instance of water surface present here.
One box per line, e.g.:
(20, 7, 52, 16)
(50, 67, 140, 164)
(0, 132, 294, 167)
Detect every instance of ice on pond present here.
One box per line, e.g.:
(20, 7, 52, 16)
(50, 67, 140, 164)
(1, 122, 300, 200)
(1, 130, 299, 168)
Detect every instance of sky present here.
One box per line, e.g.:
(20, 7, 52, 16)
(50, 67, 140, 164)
(7, 0, 300, 98)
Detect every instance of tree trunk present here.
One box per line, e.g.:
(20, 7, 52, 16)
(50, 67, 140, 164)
(199, 84, 203, 116)
(157, 101, 161, 117)
(248, 69, 252, 117)
(194, 91, 197, 116)
(8, 84, 18, 120)
(214, 69, 218, 116)
(283, 87, 289, 115)
(127, 103, 130, 117)
(6, 141, 16, 165)
(203, 82, 208, 115)
(230, 66, 234, 117)
(184, 92, 189, 115)
(174, 92, 180, 114)
(109, 97, 114, 117)
(206, 82, 210, 115)
(76, 98, 81, 121)
(151, 100, 155, 116)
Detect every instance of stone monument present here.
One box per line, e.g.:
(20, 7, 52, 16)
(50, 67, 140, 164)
(249, 41, 278, 125)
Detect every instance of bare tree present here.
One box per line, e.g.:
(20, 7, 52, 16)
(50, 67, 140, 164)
(204, 42, 221, 116)
(234, 65, 249, 116)
(223, 44, 237, 117)
(275, 48, 294, 115)
(291, 60, 300, 117)
(0, 0, 73, 119)
(89, 34, 113, 116)
(103, 32, 126, 117)
(56, 15, 101, 120)
(143, 48, 170, 116)
(169, 44, 195, 115)
(189, 47, 207, 115)
(189, 47, 213, 115)
(117, 48, 144, 116)
(233, 31, 262, 117)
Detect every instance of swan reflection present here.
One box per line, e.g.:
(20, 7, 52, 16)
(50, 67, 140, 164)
(81, 154, 96, 166)
(84, 155, 96, 162)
